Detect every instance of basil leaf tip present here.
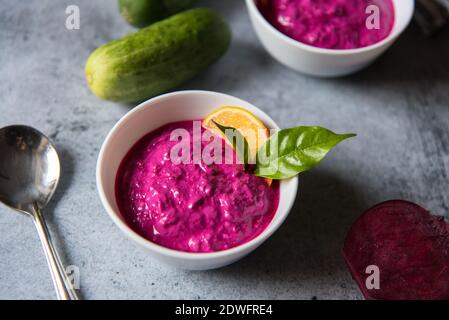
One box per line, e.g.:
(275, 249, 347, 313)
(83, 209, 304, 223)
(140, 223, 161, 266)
(212, 120, 250, 168)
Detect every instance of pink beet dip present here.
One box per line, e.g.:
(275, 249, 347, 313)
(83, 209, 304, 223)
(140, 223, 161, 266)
(257, 0, 395, 49)
(116, 121, 280, 253)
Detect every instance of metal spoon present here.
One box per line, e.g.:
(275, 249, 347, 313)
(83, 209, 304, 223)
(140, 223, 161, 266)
(0, 125, 79, 300)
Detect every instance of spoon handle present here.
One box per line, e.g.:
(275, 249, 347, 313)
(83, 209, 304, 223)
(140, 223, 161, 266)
(32, 204, 79, 300)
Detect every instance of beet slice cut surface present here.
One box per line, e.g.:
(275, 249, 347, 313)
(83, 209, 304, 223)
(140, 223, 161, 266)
(343, 200, 449, 300)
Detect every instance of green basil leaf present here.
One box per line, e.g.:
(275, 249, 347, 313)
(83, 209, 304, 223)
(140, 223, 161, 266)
(212, 120, 250, 167)
(254, 126, 356, 179)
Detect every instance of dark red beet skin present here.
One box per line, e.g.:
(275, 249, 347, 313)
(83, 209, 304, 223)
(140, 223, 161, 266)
(343, 200, 449, 300)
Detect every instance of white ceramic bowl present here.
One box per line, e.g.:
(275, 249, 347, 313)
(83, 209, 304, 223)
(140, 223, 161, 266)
(97, 91, 298, 270)
(246, 0, 415, 77)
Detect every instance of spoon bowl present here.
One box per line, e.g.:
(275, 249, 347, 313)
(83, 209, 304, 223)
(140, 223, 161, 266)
(0, 125, 60, 213)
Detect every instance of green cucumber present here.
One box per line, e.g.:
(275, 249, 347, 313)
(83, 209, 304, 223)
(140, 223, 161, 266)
(85, 8, 231, 103)
(118, 0, 197, 28)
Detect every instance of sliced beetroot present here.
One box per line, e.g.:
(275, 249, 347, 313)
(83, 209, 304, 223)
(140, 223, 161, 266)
(343, 200, 449, 300)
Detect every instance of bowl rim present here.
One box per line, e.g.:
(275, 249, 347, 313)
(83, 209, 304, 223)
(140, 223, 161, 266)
(246, 0, 415, 56)
(96, 90, 299, 261)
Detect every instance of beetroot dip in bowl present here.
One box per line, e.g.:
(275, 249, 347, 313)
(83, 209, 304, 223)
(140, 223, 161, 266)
(115, 120, 280, 253)
(97, 91, 298, 270)
(257, 0, 395, 50)
(246, 0, 415, 76)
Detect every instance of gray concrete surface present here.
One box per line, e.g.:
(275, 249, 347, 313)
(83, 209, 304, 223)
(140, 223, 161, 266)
(1, 0, 448, 300)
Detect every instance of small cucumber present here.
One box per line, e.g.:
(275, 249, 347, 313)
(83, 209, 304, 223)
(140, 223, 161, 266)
(85, 8, 231, 103)
(118, 0, 197, 28)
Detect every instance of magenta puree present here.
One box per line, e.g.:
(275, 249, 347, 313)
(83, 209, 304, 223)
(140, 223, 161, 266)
(116, 121, 279, 253)
(257, 0, 395, 49)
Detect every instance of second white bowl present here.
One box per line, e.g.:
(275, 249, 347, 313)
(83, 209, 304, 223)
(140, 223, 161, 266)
(97, 90, 298, 270)
(246, 0, 415, 77)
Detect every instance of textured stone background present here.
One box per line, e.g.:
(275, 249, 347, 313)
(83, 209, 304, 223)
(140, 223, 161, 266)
(0, 0, 448, 300)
